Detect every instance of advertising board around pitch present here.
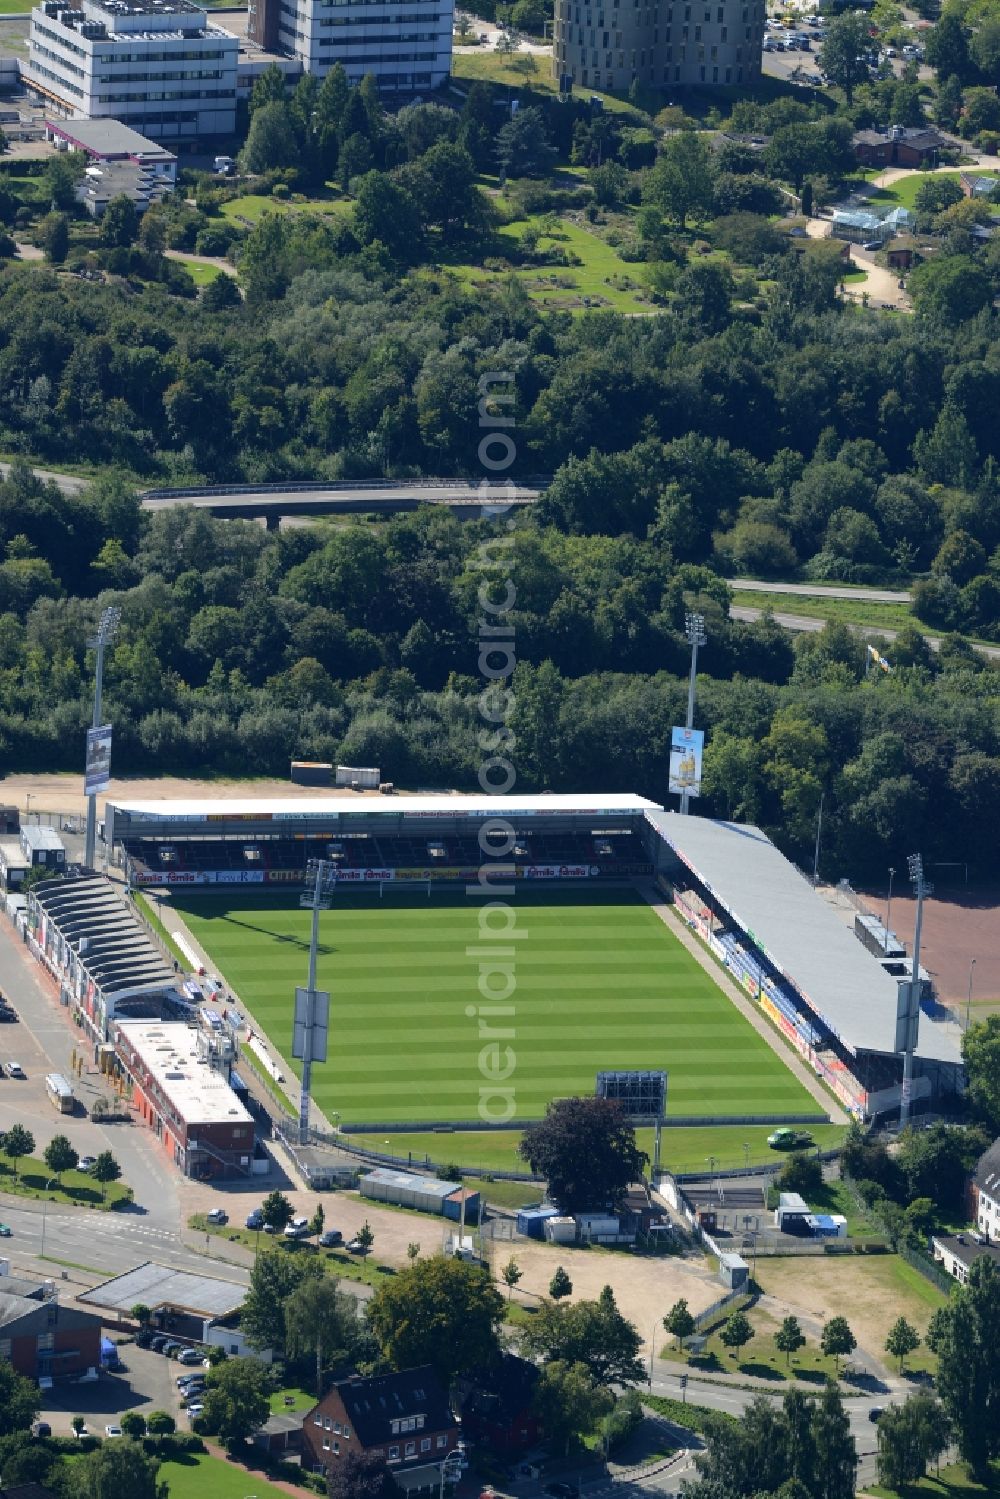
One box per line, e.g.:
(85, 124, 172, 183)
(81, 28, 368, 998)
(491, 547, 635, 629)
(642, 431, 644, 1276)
(669, 726, 704, 798)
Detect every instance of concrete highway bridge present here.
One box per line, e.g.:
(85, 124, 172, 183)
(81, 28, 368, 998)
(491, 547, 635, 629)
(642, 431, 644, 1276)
(139, 478, 546, 526)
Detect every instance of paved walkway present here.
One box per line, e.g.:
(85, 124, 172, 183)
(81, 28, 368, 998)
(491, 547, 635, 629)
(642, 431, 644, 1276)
(637, 884, 848, 1125)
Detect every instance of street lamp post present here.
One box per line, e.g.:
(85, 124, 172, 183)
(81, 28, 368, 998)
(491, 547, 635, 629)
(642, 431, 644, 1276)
(742, 1142, 751, 1172)
(40, 1179, 59, 1258)
(648, 1323, 656, 1388)
(84, 605, 121, 870)
(438, 1449, 464, 1499)
(680, 612, 707, 816)
(966, 959, 977, 1031)
(885, 866, 895, 953)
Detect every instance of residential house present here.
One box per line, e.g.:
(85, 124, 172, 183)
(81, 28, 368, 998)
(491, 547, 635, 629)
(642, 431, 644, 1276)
(853, 125, 946, 168)
(460, 1354, 540, 1455)
(960, 173, 1000, 199)
(972, 1137, 1000, 1239)
(0, 1288, 102, 1381)
(302, 1367, 460, 1487)
(931, 1233, 1000, 1284)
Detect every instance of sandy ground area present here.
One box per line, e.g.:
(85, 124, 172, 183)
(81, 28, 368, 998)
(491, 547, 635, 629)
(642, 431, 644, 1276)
(859, 886, 1000, 1013)
(1, 772, 380, 820)
(753, 1255, 945, 1365)
(180, 1167, 719, 1343)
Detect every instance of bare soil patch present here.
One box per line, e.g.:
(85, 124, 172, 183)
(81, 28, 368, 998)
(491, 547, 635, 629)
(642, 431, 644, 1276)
(859, 883, 1000, 1014)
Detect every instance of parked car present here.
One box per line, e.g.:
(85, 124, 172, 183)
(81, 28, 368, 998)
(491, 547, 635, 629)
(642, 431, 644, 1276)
(0, 1005, 16, 1022)
(149, 1335, 168, 1352)
(545, 1485, 578, 1499)
(262, 1221, 278, 1234)
(319, 1229, 343, 1247)
(767, 1127, 813, 1149)
(284, 1217, 311, 1240)
(178, 1347, 203, 1365)
(161, 1341, 182, 1357)
(73, 1424, 90, 1439)
(79, 1156, 96, 1172)
(7, 1062, 24, 1078)
(33, 1422, 51, 1438)
(105, 1425, 123, 1438)
(206, 1207, 228, 1225)
(186, 1404, 205, 1419)
(245, 1209, 264, 1230)
(869, 1407, 885, 1423)
(0, 1224, 11, 1237)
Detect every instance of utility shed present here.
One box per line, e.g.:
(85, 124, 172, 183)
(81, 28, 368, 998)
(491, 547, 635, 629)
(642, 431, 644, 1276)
(359, 1168, 480, 1222)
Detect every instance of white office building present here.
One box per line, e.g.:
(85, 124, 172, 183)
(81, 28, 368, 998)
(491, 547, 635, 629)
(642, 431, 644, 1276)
(272, 0, 455, 91)
(26, 0, 238, 141)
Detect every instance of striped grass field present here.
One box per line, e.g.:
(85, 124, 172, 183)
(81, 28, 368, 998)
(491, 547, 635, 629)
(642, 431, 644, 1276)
(172, 887, 818, 1127)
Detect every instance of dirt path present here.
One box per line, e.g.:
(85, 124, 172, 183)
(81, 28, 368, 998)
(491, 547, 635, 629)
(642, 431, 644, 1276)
(638, 884, 848, 1125)
(805, 216, 911, 312)
(0, 771, 380, 821)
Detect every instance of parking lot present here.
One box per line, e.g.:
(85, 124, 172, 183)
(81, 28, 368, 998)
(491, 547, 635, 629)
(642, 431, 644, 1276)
(39, 1343, 189, 1436)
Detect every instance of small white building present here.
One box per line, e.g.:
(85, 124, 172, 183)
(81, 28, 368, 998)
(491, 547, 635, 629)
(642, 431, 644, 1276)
(46, 117, 177, 181)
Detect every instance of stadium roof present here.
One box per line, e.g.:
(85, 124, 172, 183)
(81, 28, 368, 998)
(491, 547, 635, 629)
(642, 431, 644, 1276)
(108, 793, 662, 822)
(647, 811, 961, 1064)
(78, 1261, 246, 1319)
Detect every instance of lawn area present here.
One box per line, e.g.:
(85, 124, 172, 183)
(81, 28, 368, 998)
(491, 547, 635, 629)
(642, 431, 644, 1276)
(159, 1451, 291, 1499)
(428, 215, 656, 314)
(753, 1253, 948, 1378)
(170, 257, 228, 287)
(866, 170, 1000, 210)
(173, 887, 824, 1128)
(0, 0, 31, 15)
(269, 1385, 316, 1414)
(659, 1297, 848, 1384)
(217, 193, 350, 227)
(868, 1461, 1000, 1499)
(373, 1122, 848, 1175)
(0, 1153, 130, 1211)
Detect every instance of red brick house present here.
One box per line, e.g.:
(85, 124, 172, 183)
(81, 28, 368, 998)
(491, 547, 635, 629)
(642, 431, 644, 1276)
(853, 126, 945, 168)
(460, 1356, 540, 1455)
(302, 1367, 460, 1484)
(0, 1287, 102, 1381)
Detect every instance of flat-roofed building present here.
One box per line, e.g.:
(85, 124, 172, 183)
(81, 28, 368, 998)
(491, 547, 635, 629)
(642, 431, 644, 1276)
(115, 1019, 254, 1177)
(45, 115, 177, 178)
(26, 0, 238, 141)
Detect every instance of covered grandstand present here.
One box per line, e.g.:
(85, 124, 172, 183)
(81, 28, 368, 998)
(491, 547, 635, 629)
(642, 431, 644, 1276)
(644, 812, 963, 1120)
(106, 793, 658, 887)
(103, 792, 964, 1122)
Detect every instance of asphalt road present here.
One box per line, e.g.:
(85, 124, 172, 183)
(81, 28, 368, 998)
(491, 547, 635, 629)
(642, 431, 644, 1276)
(0, 459, 87, 497)
(140, 482, 541, 520)
(731, 578, 912, 604)
(730, 603, 1000, 661)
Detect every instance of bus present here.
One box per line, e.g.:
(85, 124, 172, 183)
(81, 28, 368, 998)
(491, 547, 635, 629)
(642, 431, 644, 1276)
(45, 1073, 74, 1114)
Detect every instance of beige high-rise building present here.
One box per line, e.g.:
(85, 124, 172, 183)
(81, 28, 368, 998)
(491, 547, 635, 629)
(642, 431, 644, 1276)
(552, 0, 764, 93)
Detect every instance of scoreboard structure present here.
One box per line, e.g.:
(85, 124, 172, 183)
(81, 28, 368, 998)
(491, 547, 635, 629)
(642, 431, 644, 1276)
(596, 1069, 668, 1178)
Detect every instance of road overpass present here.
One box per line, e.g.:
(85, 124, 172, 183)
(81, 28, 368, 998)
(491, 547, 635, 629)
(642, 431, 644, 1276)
(140, 478, 545, 525)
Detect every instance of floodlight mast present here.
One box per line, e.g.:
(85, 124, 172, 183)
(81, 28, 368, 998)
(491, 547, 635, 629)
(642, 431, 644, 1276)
(899, 853, 930, 1128)
(298, 858, 335, 1144)
(681, 612, 707, 816)
(84, 605, 121, 869)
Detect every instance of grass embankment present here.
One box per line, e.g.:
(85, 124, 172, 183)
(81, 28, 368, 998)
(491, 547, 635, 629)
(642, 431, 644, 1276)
(0, 1153, 130, 1210)
(174, 886, 823, 1127)
(732, 590, 915, 634)
(450, 49, 637, 115)
(135, 892, 189, 967)
(643, 1394, 737, 1433)
(169, 258, 228, 287)
(371, 1122, 848, 1176)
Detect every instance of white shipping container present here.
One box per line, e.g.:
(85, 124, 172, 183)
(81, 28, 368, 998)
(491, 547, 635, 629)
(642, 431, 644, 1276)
(335, 766, 381, 789)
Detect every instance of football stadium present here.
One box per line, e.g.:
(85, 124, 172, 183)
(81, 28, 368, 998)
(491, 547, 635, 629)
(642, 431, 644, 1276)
(102, 792, 964, 1167)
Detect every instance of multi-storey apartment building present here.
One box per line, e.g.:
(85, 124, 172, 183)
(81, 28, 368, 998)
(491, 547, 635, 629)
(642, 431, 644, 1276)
(270, 0, 454, 90)
(553, 0, 764, 92)
(25, 0, 238, 140)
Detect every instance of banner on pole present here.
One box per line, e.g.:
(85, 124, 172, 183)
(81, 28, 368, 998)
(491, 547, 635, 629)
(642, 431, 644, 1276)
(669, 726, 704, 798)
(84, 725, 113, 796)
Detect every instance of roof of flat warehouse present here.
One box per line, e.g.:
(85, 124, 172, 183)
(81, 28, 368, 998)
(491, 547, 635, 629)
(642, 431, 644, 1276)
(646, 811, 962, 1065)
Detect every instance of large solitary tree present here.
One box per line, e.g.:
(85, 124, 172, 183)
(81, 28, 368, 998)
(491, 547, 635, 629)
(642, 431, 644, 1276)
(518, 1096, 647, 1213)
(818, 12, 873, 103)
(519, 1284, 644, 1387)
(367, 1255, 504, 1386)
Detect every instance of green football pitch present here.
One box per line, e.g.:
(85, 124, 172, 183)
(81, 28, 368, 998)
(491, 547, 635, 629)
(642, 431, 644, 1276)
(171, 887, 820, 1127)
